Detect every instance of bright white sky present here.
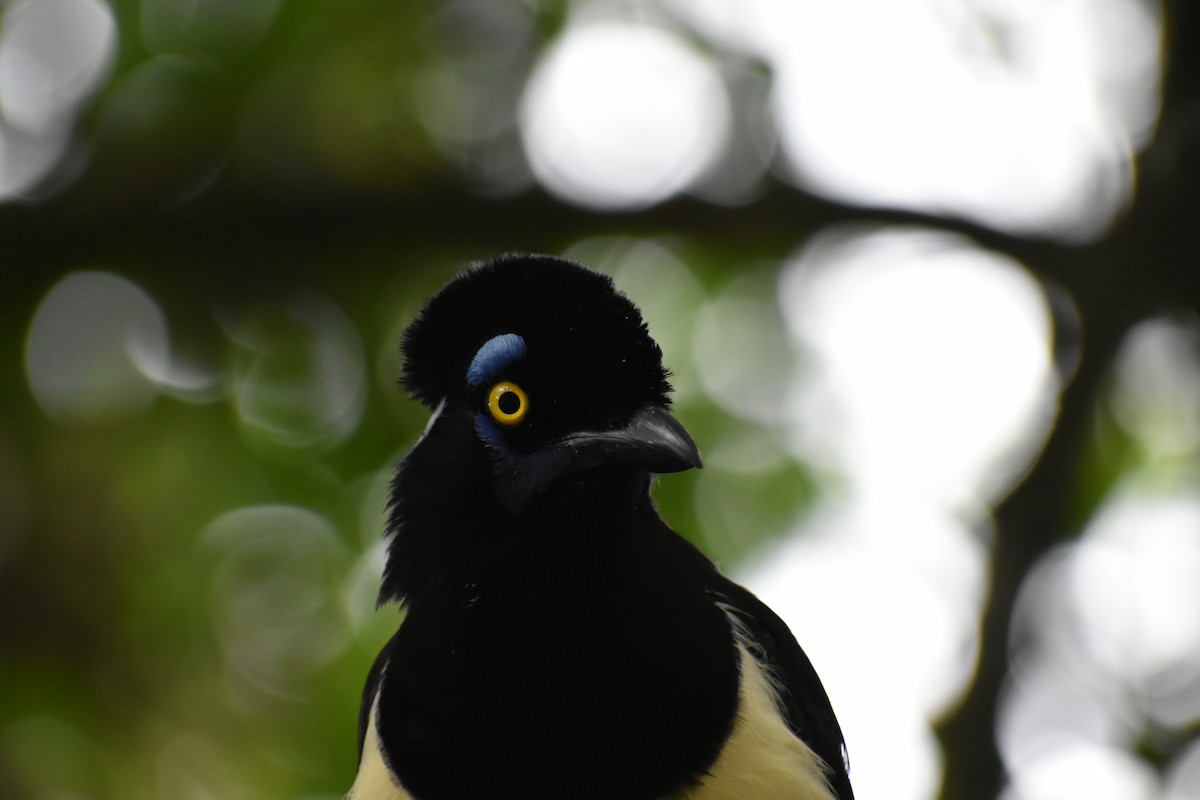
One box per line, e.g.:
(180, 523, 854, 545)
(521, 20, 730, 209)
(522, 0, 1159, 240)
(748, 228, 1057, 800)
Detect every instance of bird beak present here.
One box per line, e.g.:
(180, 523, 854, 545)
(560, 405, 703, 474)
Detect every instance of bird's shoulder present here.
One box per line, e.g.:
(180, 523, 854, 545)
(672, 643, 839, 800)
(704, 575, 855, 800)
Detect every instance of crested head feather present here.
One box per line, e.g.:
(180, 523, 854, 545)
(401, 253, 671, 412)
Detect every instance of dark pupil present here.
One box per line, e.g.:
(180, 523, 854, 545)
(498, 391, 522, 415)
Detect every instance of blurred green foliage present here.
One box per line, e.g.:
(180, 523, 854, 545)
(2, 2, 1199, 800)
(1, 254, 782, 798)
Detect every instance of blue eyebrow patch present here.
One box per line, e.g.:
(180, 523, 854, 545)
(467, 333, 527, 386)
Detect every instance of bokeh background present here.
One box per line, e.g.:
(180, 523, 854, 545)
(2, 0, 1199, 798)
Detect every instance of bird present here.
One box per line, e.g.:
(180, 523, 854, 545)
(348, 254, 854, 800)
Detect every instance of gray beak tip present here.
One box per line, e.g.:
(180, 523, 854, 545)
(562, 405, 702, 474)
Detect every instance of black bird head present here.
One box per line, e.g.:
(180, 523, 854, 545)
(397, 253, 701, 516)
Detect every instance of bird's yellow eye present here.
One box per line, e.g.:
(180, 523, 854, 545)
(487, 381, 528, 426)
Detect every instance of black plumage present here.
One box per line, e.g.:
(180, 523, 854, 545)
(353, 254, 854, 800)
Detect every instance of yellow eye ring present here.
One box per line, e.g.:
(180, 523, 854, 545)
(487, 381, 528, 426)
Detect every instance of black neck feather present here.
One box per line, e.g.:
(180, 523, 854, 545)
(374, 417, 741, 800)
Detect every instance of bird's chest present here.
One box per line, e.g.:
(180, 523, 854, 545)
(373, 550, 740, 800)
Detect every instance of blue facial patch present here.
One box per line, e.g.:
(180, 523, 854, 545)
(467, 333, 527, 387)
